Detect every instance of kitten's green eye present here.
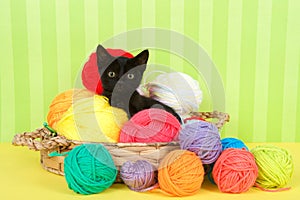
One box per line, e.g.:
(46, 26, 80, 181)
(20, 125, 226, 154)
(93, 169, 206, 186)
(108, 71, 116, 78)
(127, 73, 134, 79)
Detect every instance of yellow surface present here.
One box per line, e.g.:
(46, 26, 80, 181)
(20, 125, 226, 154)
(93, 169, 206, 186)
(1, 143, 299, 200)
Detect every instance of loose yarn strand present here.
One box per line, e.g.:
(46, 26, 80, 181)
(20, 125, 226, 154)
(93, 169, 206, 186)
(254, 183, 291, 192)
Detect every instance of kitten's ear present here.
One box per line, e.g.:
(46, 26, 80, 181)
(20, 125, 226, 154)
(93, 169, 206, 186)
(132, 50, 149, 66)
(96, 44, 112, 64)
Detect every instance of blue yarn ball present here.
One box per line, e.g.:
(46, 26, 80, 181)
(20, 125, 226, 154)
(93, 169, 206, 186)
(221, 137, 248, 151)
(64, 144, 117, 194)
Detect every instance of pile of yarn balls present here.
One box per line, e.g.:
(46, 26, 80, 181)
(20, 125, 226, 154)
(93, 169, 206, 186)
(62, 118, 294, 196)
(46, 48, 294, 196)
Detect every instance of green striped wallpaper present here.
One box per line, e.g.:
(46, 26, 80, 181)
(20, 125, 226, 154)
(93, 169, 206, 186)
(0, 0, 299, 142)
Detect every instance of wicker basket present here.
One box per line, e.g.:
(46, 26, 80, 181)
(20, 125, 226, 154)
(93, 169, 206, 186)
(12, 111, 229, 183)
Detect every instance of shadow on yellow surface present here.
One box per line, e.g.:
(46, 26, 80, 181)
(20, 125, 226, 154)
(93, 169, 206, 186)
(0, 143, 299, 200)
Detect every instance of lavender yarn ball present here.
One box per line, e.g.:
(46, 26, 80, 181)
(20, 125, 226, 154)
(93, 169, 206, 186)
(179, 120, 222, 164)
(221, 137, 248, 151)
(120, 160, 158, 192)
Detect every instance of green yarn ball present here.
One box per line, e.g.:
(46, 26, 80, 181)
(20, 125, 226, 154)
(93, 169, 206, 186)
(251, 145, 294, 190)
(64, 144, 117, 194)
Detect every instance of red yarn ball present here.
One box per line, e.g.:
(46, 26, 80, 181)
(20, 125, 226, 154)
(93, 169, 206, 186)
(119, 108, 181, 143)
(81, 48, 133, 94)
(212, 148, 258, 193)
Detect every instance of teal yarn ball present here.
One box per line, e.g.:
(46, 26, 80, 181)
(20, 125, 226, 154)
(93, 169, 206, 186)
(64, 144, 117, 194)
(221, 137, 248, 151)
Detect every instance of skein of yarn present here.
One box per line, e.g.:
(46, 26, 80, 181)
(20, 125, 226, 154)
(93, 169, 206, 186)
(120, 160, 158, 192)
(55, 95, 128, 142)
(179, 120, 222, 164)
(64, 144, 117, 195)
(138, 72, 202, 118)
(212, 148, 258, 193)
(251, 145, 294, 191)
(158, 150, 204, 197)
(47, 89, 94, 129)
(119, 108, 181, 143)
(221, 137, 248, 151)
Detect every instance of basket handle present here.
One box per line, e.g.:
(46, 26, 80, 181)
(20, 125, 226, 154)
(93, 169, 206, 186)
(187, 111, 230, 129)
(12, 127, 80, 151)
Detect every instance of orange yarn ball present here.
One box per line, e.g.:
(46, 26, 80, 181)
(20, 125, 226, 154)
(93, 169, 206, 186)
(47, 89, 94, 128)
(212, 148, 258, 193)
(158, 150, 204, 197)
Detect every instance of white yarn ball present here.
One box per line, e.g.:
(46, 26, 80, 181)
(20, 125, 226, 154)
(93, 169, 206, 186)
(138, 72, 202, 118)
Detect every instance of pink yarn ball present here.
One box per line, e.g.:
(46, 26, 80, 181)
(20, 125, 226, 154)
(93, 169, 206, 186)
(119, 108, 181, 143)
(212, 148, 258, 193)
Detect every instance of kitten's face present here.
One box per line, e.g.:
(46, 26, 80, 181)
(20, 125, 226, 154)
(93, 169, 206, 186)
(96, 45, 149, 97)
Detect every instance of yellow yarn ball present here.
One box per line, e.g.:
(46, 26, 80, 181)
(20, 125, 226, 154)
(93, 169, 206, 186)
(47, 89, 94, 129)
(55, 95, 128, 142)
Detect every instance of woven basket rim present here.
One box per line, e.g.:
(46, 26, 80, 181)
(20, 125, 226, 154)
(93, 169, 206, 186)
(12, 110, 230, 182)
(12, 111, 229, 151)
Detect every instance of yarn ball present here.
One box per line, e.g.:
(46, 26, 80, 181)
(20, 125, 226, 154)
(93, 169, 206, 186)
(47, 89, 94, 129)
(251, 145, 294, 190)
(206, 136, 248, 185)
(158, 150, 204, 197)
(212, 148, 258, 193)
(81, 48, 133, 94)
(119, 108, 181, 143)
(138, 72, 202, 118)
(55, 95, 128, 142)
(179, 120, 222, 164)
(120, 160, 158, 192)
(64, 144, 117, 194)
(221, 137, 248, 151)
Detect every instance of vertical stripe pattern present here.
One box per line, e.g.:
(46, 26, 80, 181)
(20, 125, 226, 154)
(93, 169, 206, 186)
(170, 0, 184, 72)
(238, 0, 258, 142)
(69, 0, 85, 85)
(56, 0, 72, 91)
(266, 1, 289, 142)
(26, 0, 44, 130)
(224, 0, 243, 138)
(0, 0, 299, 142)
(40, 1, 58, 117)
(141, 0, 156, 62)
(113, 0, 127, 48)
(84, 0, 99, 53)
(253, 0, 272, 142)
(11, 0, 31, 136)
(281, 0, 300, 142)
(0, 0, 15, 141)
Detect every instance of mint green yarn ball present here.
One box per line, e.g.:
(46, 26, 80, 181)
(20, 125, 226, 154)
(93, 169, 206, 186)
(64, 144, 117, 194)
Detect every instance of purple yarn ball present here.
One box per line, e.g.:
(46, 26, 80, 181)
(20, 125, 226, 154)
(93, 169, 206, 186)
(179, 120, 222, 164)
(120, 160, 158, 192)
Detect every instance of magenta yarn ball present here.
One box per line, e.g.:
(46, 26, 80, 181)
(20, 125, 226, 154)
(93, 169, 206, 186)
(119, 108, 181, 143)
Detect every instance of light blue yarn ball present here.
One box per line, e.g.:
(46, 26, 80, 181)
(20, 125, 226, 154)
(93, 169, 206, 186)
(221, 137, 248, 151)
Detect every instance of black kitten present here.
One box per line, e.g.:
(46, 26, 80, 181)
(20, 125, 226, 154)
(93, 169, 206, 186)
(96, 45, 181, 122)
